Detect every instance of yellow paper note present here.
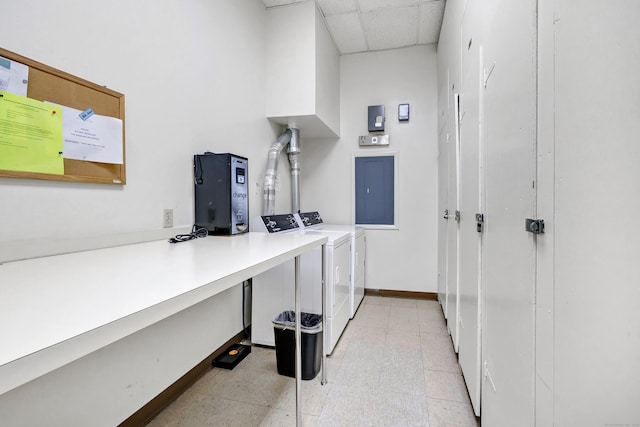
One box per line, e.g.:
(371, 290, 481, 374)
(0, 90, 64, 175)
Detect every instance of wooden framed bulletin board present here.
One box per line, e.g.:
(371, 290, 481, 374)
(0, 47, 126, 185)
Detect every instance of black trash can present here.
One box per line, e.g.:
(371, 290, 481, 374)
(272, 311, 323, 380)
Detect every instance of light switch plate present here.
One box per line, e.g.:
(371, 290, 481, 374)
(398, 103, 409, 121)
(359, 135, 389, 146)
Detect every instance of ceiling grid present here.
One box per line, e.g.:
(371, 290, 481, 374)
(263, 0, 446, 54)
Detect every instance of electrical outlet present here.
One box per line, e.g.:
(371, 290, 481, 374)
(162, 209, 173, 228)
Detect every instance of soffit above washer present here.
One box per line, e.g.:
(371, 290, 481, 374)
(262, 0, 446, 54)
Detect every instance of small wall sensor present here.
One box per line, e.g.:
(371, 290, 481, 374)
(398, 104, 410, 122)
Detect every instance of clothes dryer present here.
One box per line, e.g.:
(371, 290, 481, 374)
(295, 212, 366, 318)
(302, 229, 351, 353)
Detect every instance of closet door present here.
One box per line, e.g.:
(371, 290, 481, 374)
(457, 0, 483, 415)
(551, 1, 640, 425)
(480, 0, 538, 425)
(437, 121, 450, 311)
(445, 91, 461, 350)
(438, 8, 462, 336)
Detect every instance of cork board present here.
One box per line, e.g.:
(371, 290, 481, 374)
(0, 47, 126, 185)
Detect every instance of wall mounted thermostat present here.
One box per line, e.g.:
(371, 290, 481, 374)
(398, 103, 410, 121)
(368, 105, 385, 132)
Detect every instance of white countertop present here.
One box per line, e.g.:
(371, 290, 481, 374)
(0, 231, 327, 395)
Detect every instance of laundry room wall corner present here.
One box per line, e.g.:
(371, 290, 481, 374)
(303, 45, 439, 293)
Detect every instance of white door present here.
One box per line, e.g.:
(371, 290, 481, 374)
(457, 1, 483, 414)
(480, 0, 537, 425)
(548, 1, 640, 425)
(445, 91, 461, 351)
(437, 123, 449, 312)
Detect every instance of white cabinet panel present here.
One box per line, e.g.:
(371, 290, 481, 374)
(265, 1, 340, 138)
(480, 0, 537, 425)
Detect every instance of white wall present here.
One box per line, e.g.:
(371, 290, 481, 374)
(0, 1, 272, 424)
(0, 1, 439, 423)
(302, 45, 439, 293)
(0, 0, 293, 261)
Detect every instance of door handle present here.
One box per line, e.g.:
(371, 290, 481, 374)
(476, 213, 485, 233)
(525, 218, 545, 234)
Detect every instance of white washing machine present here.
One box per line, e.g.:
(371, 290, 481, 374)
(295, 212, 366, 318)
(251, 214, 351, 355)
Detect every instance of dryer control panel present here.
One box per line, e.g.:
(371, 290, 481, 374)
(255, 214, 299, 233)
(296, 211, 324, 228)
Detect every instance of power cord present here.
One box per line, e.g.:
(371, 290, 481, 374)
(169, 225, 209, 243)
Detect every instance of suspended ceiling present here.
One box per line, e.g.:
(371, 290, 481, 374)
(263, 0, 446, 55)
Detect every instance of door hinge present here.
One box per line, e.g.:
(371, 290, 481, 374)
(484, 361, 497, 392)
(476, 213, 485, 233)
(484, 62, 496, 88)
(443, 209, 450, 220)
(525, 218, 545, 234)
(455, 210, 461, 222)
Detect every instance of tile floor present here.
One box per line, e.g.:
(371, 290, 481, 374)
(147, 296, 480, 426)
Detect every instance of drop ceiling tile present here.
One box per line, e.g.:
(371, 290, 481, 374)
(263, 0, 299, 7)
(361, 6, 419, 51)
(325, 13, 368, 54)
(316, 0, 358, 15)
(263, 0, 446, 52)
(418, 0, 445, 44)
(359, 0, 419, 11)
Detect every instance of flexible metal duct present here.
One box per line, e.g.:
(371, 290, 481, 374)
(262, 128, 292, 215)
(287, 128, 301, 214)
